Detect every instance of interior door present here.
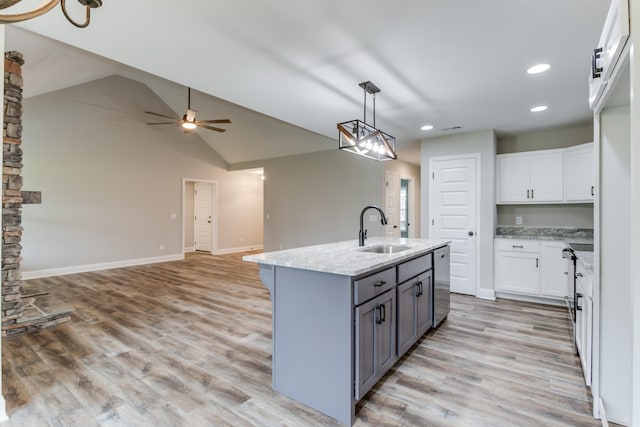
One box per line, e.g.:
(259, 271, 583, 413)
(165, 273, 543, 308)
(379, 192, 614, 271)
(384, 170, 400, 237)
(430, 156, 478, 296)
(194, 182, 213, 252)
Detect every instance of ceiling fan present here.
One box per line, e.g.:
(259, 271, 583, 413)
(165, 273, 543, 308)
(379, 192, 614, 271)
(145, 87, 231, 133)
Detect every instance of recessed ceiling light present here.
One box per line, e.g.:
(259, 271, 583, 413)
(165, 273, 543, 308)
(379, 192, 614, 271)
(420, 125, 434, 131)
(530, 105, 548, 112)
(527, 63, 551, 74)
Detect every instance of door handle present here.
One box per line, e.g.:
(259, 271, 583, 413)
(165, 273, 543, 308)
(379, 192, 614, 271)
(576, 293, 583, 311)
(592, 47, 603, 78)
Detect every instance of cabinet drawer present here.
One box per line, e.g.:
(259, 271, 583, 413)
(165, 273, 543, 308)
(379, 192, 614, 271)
(397, 253, 432, 284)
(354, 267, 395, 305)
(576, 262, 593, 299)
(495, 238, 540, 253)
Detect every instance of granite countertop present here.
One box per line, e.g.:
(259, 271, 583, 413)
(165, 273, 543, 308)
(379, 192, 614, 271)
(495, 226, 594, 242)
(243, 237, 450, 277)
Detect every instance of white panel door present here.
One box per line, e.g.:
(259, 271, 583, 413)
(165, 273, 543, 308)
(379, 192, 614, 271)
(430, 157, 477, 296)
(384, 170, 400, 237)
(194, 182, 214, 252)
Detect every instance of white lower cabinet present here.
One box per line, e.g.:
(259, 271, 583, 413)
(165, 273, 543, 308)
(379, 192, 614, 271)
(575, 263, 593, 386)
(494, 239, 569, 300)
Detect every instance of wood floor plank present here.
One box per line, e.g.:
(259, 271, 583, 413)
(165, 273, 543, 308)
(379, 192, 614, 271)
(2, 251, 599, 426)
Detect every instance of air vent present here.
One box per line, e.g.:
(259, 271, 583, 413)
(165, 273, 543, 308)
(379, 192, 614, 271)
(441, 126, 462, 131)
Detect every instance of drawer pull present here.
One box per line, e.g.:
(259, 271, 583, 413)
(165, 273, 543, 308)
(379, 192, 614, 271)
(512, 245, 523, 249)
(374, 281, 387, 287)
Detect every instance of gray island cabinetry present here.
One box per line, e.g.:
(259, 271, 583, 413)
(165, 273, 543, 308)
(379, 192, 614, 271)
(243, 237, 449, 426)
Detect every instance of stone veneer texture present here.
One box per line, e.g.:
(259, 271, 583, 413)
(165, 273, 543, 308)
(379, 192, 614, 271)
(2, 51, 72, 336)
(2, 51, 26, 332)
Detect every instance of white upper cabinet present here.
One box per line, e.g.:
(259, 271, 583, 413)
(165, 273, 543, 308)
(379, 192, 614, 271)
(498, 155, 530, 202)
(564, 143, 595, 202)
(589, 0, 630, 109)
(497, 144, 594, 204)
(497, 150, 563, 203)
(529, 152, 564, 202)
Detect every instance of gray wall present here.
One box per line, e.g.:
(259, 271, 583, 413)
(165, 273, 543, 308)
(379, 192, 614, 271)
(420, 129, 497, 296)
(261, 149, 385, 251)
(497, 121, 593, 154)
(497, 204, 594, 228)
(496, 122, 595, 228)
(21, 76, 263, 273)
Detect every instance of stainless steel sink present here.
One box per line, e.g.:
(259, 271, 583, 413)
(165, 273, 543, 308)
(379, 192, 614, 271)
(356, 244, 413, 254)
(568, 242, 594, 252)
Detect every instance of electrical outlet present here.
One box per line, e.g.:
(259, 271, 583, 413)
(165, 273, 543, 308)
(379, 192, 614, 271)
(516, 216, 523, 225)
(170, 213, 177, 220)
(159, 244, 164, 250)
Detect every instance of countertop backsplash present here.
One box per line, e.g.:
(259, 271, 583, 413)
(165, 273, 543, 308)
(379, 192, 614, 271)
(495, 226, 594, 241)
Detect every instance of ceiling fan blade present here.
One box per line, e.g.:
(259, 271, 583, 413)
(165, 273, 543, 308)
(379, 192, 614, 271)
(145, 111, 179, 120)
(146, 122, 177, 125)
(198, 119, 231, 124)
(198, 124, 226, 133)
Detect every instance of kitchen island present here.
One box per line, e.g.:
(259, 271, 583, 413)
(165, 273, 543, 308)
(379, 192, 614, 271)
(243, 237, 449, 425)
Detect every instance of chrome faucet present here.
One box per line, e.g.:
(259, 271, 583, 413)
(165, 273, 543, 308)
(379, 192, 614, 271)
(359, 205, 388, 246)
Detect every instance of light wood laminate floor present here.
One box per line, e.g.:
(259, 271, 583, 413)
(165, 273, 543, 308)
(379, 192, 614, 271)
(2, 252, 598, 426)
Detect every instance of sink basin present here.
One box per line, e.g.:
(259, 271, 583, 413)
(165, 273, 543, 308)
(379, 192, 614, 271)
(568, 242, 594, 252)
(356, 244, 413, 254)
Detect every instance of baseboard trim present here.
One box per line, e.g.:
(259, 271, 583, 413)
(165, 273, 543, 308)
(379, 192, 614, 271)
(476, 288, 496, 301)
(494, 291, 566, 307)
(22, 254, 184, 280)
(215, 245, 264, 255)
(184, 246, 196, 253)
(598, 398, 610, 426)
(0, 395, 8, 422)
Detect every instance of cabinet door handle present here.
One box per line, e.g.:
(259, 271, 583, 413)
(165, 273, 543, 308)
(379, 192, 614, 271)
(512, 245, 523, 249)
(531, 189, 534, 199)
(415, 281, 422, 297)
(591, 186, 594, 196)
(536, 258, 539, 268)
(374, 281, 386, 287)
(527, 189, 530, 199)
(376, 305, 382, 324)
(380, 304, 386, 323)
(576, 293, 583, 311)
(592, 47, 603, 78)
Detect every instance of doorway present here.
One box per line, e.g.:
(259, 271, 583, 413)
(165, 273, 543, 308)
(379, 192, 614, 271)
(400, 178, 410, 238)
(183, 179, 217, 254)
(428, 154, 480, 296)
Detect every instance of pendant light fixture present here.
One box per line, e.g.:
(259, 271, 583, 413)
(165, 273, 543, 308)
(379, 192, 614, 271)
(338, 81, 397, 161)
(0, 0, 102, 28)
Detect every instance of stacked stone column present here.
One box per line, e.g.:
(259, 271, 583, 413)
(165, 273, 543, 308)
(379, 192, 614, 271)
(2, 51, 25, 332)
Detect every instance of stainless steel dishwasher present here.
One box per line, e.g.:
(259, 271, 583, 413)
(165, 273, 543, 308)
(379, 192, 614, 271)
(433, 245, 450, 326)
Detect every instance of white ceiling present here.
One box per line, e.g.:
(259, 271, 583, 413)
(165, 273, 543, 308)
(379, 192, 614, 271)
(5, 0, 610, 165)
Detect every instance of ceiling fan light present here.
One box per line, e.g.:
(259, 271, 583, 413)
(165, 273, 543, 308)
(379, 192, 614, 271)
(182, 122, 197, 130)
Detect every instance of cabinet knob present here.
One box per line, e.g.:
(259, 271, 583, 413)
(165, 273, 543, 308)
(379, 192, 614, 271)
(468, 231, 474, 236)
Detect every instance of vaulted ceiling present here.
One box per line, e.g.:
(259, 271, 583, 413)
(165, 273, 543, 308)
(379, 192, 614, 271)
(5, 0, 610, 166)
